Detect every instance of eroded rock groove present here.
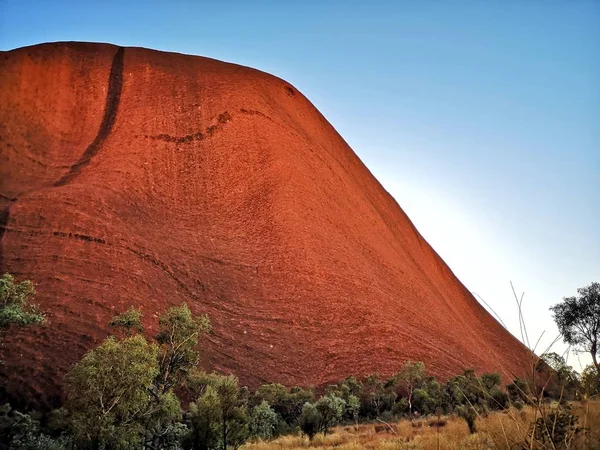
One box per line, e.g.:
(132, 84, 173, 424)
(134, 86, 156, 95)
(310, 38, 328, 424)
(53, 46, 125, 187)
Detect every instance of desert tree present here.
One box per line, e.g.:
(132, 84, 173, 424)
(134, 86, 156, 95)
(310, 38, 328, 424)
(186, 372, 248, 450)
(539, 352, 581, 399)
(324, 381, 360, 423)
(396, 361, 425, 416)
(357, 374, 386, 418)
(287, 386, 314, 425)
(314, 394, 345, 436)
(344, 394, 360, 424)
(60, 335, 165, 449)
(186, 385, 222, 450)
(550, 282, 600, 375)
(580, 364, 600, 399)
(152, 303, 211, 397)
(143, 303, 212, 448)
(213, 374, 248, 450)
(299, 403, 320, 440)
(60, 303, 211, 449)
(249, 401, 278, 441)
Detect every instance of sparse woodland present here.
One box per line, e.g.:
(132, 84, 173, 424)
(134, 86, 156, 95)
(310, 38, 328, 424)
(1, 274, 599, 449)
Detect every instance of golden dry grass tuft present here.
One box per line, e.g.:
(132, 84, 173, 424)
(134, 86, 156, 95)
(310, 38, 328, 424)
(241, 400, 600, 450)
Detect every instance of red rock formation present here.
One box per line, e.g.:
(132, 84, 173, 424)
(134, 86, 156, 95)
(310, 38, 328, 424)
(0, 42, 533, 409)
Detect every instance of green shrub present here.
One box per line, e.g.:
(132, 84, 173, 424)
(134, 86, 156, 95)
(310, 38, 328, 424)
(315, 394, 345, 435)
(299, 403, 320, 440)
(489, 386, 509, 410)
(413, 388, 433, 415)
(0, 404, 70, 450)
(392, 398, 409, 416)
(507, 378, 531, 404)
(456, 405, 477, 433)
(249, 401, 278, 440)
(252, 384, 313, 428)
(480, 373, 501, 391)
(344, 394, 360, 423)
(530, 405, 581, 449)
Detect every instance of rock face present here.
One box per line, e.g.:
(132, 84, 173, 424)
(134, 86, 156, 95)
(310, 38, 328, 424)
(0, 42, 532, 409)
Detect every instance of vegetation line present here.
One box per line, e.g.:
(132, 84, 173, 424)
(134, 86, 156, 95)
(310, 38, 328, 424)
(1, 276, 598, 449)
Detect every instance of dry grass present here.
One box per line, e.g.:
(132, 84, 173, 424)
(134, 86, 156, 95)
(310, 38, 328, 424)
(241, 400, 600, 450)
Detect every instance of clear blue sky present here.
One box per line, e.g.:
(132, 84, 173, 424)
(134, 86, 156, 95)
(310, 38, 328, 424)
(2, 1, 599, 370)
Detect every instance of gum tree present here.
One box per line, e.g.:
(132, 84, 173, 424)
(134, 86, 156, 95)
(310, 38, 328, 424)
(551, 282, 600, 375)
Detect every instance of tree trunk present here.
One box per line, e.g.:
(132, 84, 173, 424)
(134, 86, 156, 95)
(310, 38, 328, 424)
(592, 341, 600, 376)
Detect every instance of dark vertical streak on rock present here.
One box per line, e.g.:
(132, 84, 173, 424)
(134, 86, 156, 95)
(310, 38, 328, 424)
(0, 46, 125, 270)
(54, 46, 125, 186)
(0, 200, 15, 272)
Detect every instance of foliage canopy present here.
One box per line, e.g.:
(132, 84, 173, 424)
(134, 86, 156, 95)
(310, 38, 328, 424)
(551, 282, 600, 375)
(0, 273, 45, 330)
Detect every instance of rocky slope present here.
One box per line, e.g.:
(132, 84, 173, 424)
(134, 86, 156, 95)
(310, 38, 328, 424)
(0, 42, 532, 408)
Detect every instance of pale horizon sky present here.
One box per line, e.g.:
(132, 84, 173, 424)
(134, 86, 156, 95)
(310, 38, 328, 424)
(1, 1, 598, 371)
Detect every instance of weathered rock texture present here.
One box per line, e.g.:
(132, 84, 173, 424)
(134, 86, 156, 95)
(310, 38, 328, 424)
(0, 42, 532, 409)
